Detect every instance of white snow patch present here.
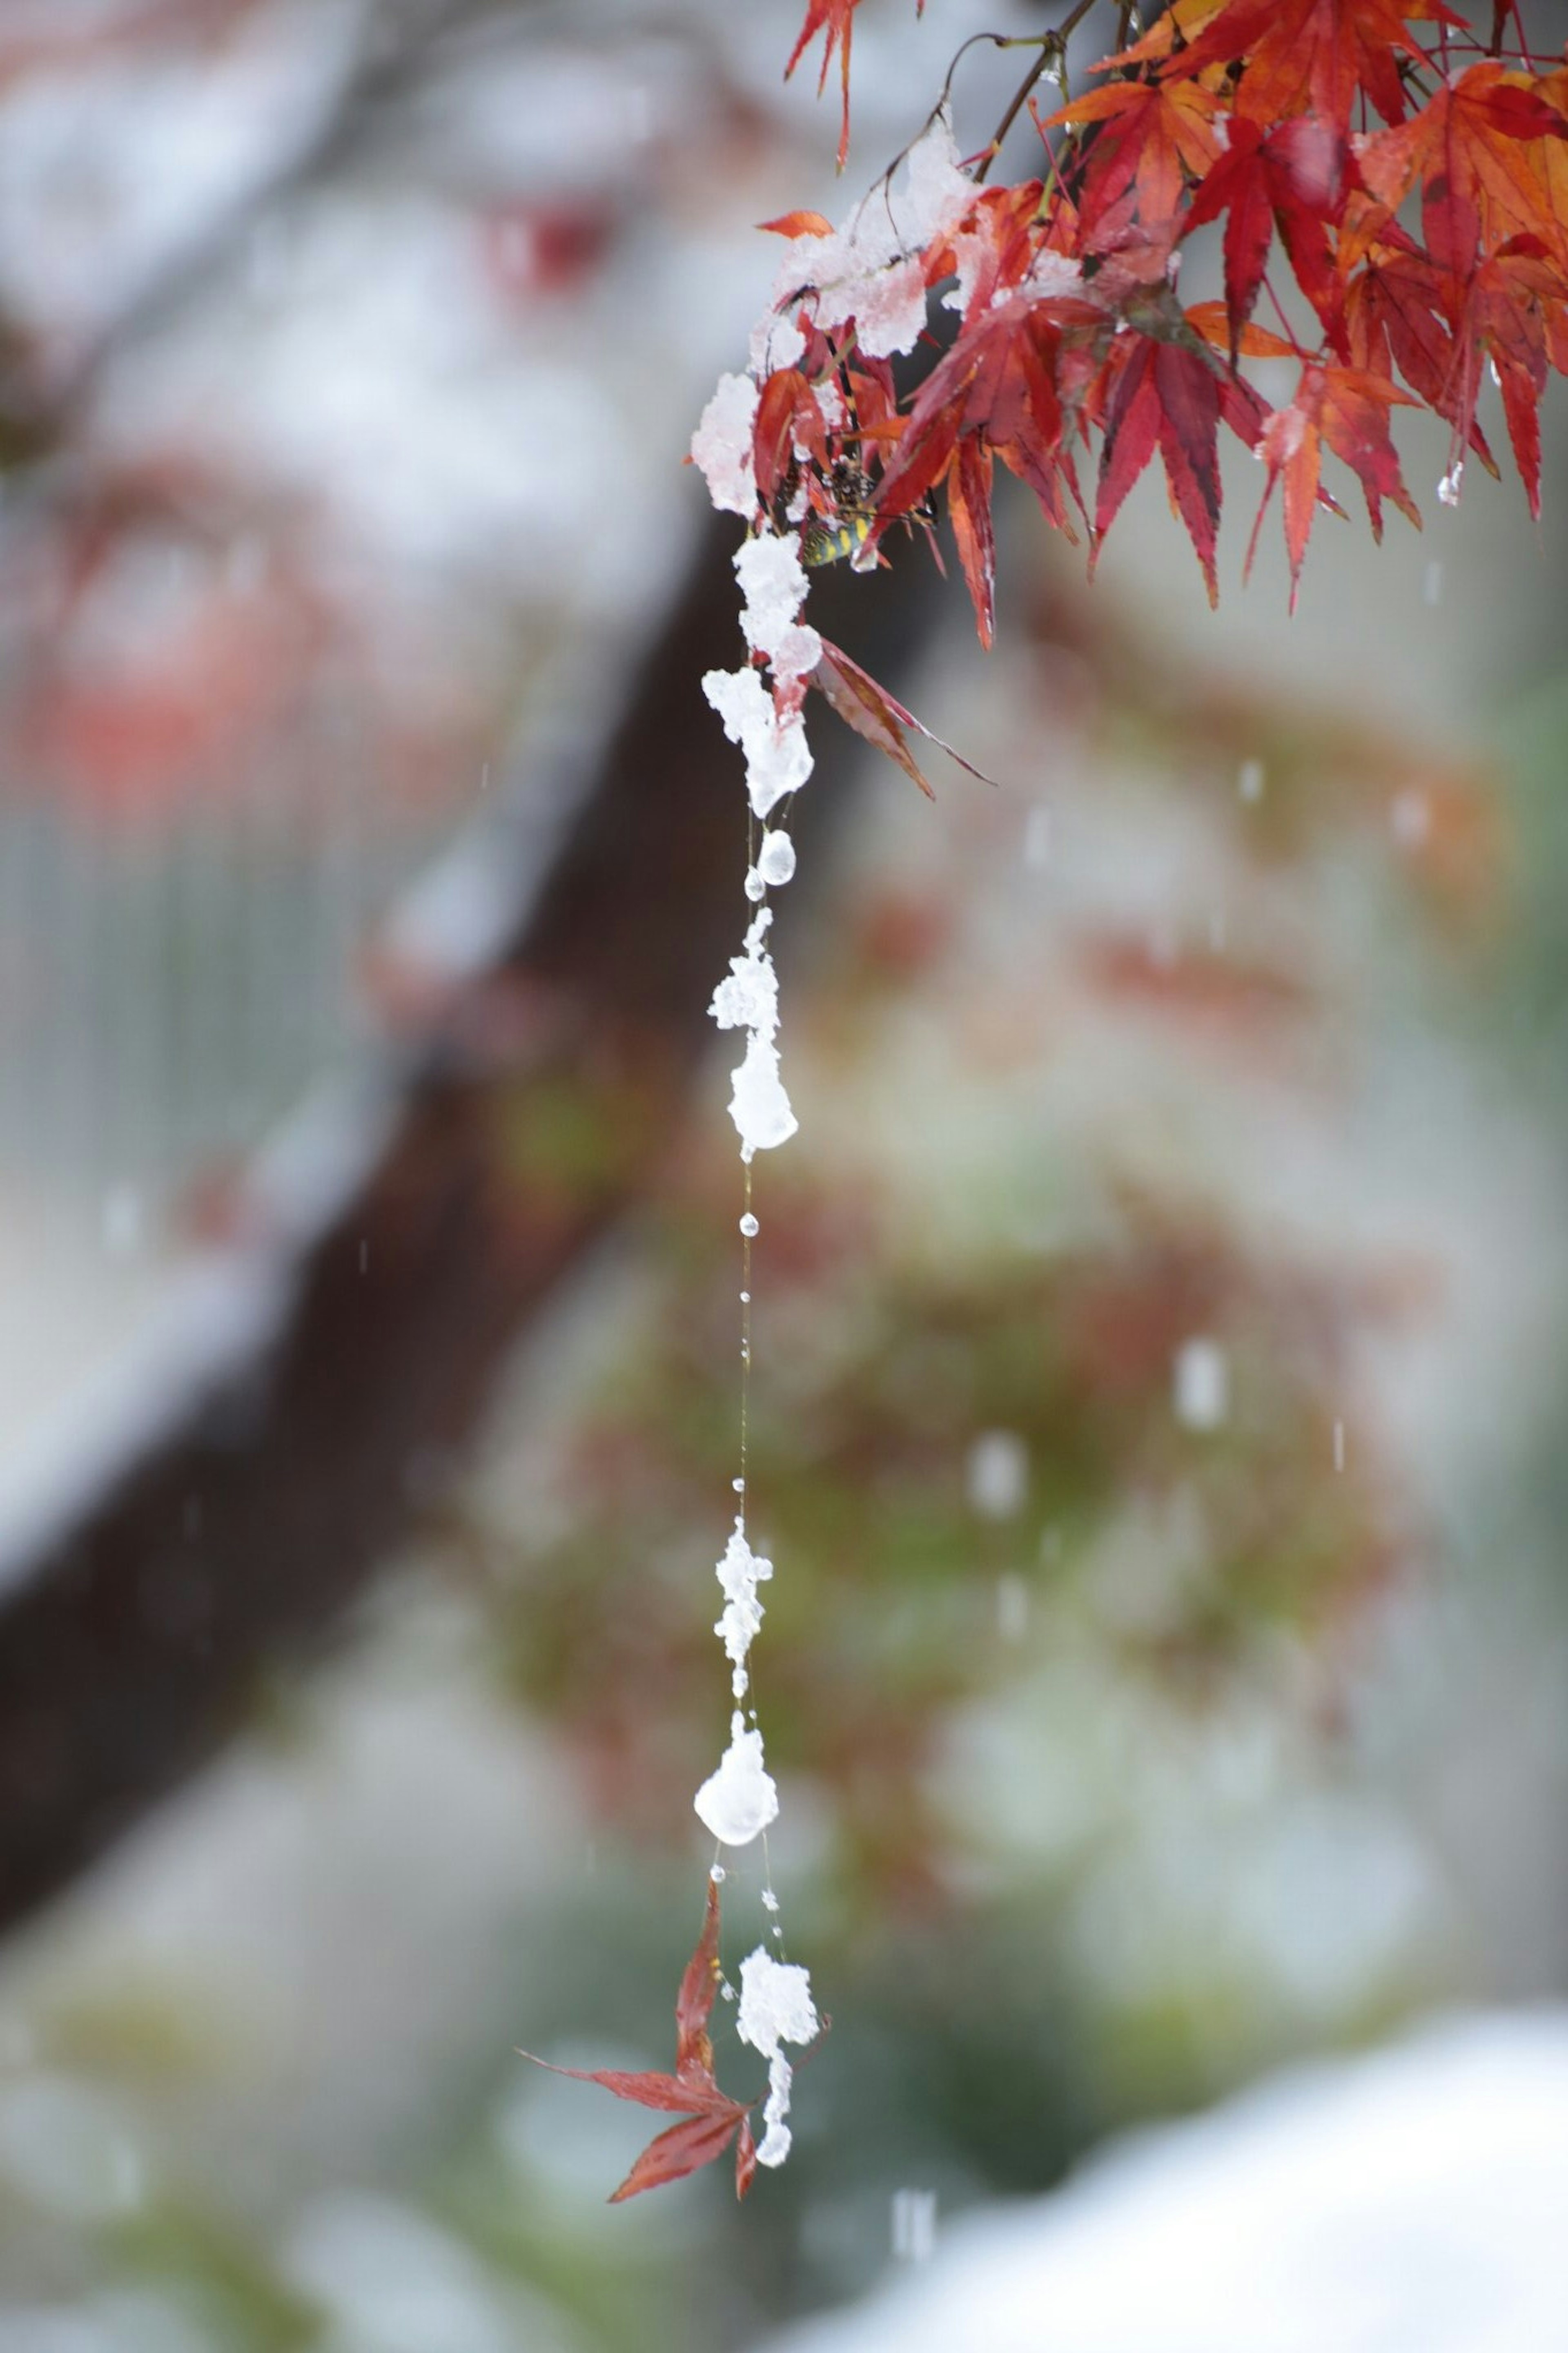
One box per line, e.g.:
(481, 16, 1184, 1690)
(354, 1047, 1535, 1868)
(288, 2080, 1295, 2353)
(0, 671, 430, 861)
(702, 665, 814, 818)
(762, 106, 976, 360)
(756, 2012, 1568, 2353)
(691, 372, 760, 517)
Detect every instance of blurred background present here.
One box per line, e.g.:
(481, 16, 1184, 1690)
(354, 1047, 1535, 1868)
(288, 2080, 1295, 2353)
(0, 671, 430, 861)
(0, 3, 1564, 2349)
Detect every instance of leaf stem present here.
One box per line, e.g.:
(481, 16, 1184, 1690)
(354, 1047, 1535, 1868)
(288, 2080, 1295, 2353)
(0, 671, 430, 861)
(976, 0, 1105, 184)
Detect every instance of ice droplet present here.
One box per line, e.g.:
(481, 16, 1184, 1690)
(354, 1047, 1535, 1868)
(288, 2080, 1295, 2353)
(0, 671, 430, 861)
(757, 830, 797, 887)
(1437, 462, 1463, 507)
(744, 865, 767, 902)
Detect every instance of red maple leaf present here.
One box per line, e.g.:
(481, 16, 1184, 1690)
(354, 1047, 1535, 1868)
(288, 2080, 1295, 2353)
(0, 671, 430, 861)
(519, 1881, 758, 2202)
(786, 0, 914, 169)
(1184, 115, 1350, 359)
(1247, 363, 1419, 610)
(1356, 62, 1568, 277)
(1093, 326, 1269, 607)
(1339, 194, 1495, 469)
(1446, 237, 1566, 516)
(809, 637, 998, 793)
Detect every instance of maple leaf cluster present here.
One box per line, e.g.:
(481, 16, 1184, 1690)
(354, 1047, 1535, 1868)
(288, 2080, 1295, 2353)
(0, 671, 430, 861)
(768, 0, 1568, 614)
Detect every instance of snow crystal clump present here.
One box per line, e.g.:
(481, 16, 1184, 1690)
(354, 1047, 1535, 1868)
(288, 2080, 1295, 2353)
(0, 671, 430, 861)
(715, 1519, 774, 1694)
(734, 532, 821, 703)
(749, 306, 806, 377)
(737, 1947, 820, 2167)
(702, 666, 813, 818)
(694, 1713, 779, 1846)
(763, 107, 975, 360)
(690, 373, 760, 516)
(711, 908, 781, 1039)
(757, 829, 797, 888)
(710, 910, 797, 1158)
(735, 533, 808, 656)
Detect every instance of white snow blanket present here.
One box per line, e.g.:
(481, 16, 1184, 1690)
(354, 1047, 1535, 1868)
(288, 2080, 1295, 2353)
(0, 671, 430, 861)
(762, 2011, 1568, 2353)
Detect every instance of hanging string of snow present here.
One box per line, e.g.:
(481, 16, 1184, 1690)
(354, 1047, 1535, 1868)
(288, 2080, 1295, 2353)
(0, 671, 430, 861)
(688, 428, 824, 2167)
(680, 103, 980, 2180)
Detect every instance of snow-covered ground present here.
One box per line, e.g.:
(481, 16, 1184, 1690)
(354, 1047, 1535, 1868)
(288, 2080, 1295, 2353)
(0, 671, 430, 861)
(763, 2011, 1568, 2353)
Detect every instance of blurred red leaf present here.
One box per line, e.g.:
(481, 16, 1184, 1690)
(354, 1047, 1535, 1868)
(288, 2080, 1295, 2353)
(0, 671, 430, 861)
(785, 0, 862, 168)
(808, 638, 998, 796)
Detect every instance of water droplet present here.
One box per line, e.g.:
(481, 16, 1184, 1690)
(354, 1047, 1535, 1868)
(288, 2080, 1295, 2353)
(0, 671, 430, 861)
(100, 1185, 143, 1256)
(739, 1212, 759, 1238)
(967, 1430, 1029, 1520)
(996, 1573, 1029, 1643)
(733, 1476, 746, 1492)
(892, 2188, 938, 2261)
(739, 1289, 751, 1303)
(1174, 1336, 1228, 1431)
(710, 1863, 726, 1883)
(1391, 789, 1429, 848)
